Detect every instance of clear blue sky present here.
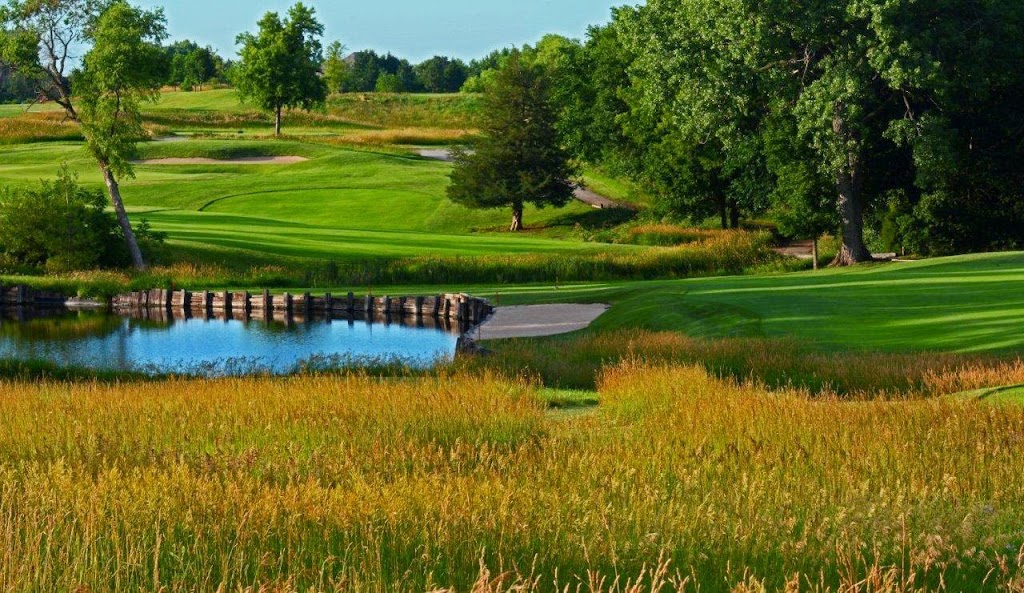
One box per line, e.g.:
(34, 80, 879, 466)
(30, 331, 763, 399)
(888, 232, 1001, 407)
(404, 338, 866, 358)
(138, 1, 627, 62)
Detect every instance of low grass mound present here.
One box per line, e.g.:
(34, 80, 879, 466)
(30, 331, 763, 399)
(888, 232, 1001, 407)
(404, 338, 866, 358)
(136, 90, 481, 138)
(326, 92, 482, 129)
(0, 366, 1021, 591)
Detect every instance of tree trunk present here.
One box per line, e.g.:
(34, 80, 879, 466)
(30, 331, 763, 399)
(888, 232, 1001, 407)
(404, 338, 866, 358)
(812, 237, 819, 270)
(718, 199, 728, 230)
(510, 203, 524, 232)
(830, 108, 872, 267)
(831, 166, 872, 266)
(100, 164, 146, 270)
(728, 198, 740, 229)
(275, 105, 283, 136)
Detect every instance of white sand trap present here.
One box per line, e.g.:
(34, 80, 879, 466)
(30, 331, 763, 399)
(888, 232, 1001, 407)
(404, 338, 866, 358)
(134, 156, 308, 165)
(476, 304, 610, 340)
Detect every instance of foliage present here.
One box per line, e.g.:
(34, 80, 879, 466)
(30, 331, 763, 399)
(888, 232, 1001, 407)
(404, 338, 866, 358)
(234, 2, 327, 134)
(448, 52, 576, 231)
(340, 50, 418, 93)
(321, 40, 348, 94)
(612, 0, 1024, 263)
(164, 40, 221, 91)
(0, 0, 109, 115)
(555, 23, 632, 169)
(75, 1, 168, 179)
(0, 166, 126, 271)
(413, 55, 468, 93)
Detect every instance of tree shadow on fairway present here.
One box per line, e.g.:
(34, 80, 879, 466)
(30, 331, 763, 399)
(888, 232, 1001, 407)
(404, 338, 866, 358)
(543, 207, 637, 231)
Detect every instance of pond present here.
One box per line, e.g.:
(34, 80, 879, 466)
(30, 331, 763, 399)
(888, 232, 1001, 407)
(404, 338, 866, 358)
(0, 309, 460, 376)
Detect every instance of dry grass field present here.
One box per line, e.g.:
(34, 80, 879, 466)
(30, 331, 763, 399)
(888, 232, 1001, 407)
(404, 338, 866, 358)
(0, 364, 1022, 591)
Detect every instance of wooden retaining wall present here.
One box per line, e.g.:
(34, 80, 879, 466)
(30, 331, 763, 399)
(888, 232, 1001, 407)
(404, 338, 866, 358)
(110, 290, 492, 325)
(0, 284, 69, 307)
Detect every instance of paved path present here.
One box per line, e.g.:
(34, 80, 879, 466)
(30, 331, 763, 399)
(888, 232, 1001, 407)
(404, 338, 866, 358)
(474, 304, 610, 340)
(416, 148, 630, 210)
(773, 239, 898, 262)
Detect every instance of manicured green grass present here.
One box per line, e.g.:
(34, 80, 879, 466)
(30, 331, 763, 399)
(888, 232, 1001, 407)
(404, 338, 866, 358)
(951, 384, 1024, 404)
(436, 252, 1024, 354)
(0, 139, 606, 261)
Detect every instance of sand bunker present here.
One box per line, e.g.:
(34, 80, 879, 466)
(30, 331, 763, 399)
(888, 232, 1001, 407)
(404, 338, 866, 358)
(475, 304, 610, 340)
(134, 156, 308, 165)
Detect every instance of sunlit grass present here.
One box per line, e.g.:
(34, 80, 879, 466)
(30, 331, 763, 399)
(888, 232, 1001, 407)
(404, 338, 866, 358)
(0, 365, 1021, 590)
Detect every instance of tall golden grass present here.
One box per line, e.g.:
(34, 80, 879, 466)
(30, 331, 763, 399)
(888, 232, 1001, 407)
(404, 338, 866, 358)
(0, 112, 81, 144)
(0, 365, 1022, 591)
(3, 230, 784, 297)
(468, 329, 1024, 396)
(336, 127, 476, 146)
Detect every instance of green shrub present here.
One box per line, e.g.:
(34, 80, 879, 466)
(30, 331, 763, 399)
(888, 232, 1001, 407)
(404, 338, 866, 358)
(0, 165, 164, 272)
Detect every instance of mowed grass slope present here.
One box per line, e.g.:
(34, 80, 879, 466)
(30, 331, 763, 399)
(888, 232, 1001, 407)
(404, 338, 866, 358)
(465, 252, 1024, 353)
(0, 137, 604, 262)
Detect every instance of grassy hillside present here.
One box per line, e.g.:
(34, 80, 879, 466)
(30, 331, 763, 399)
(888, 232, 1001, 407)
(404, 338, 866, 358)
(0, 90, 660, 270)
(0, 139, 611, 263)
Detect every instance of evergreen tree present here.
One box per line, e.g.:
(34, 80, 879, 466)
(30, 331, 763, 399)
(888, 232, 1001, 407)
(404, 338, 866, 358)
(447, 53, 575, 231)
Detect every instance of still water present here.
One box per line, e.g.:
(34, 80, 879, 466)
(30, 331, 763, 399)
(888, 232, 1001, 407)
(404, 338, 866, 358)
(0, 310, 459, 375)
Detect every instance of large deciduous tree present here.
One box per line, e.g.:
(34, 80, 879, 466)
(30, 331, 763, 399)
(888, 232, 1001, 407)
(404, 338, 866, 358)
(447, 53, 575, 232)
(75, 0, 168, 270)
(234, 2, 327, 136)
(618, 0, 1024, 265)
(2, 0, 163, 270)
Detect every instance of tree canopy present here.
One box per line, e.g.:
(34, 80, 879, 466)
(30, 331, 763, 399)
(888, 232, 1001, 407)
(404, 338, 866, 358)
(234, 2, 327, 135)
(75, 0, 168, 269)
(557, 0, 1024, 263)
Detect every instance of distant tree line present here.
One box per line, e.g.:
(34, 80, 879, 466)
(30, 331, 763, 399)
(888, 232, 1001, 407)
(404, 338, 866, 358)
(321, 48, 471, 94)
(0, 63, 36, 102)
(162, 40, 231, 91)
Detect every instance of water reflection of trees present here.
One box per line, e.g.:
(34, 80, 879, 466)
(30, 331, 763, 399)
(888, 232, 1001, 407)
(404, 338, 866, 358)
(0, 311, 123, 342)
